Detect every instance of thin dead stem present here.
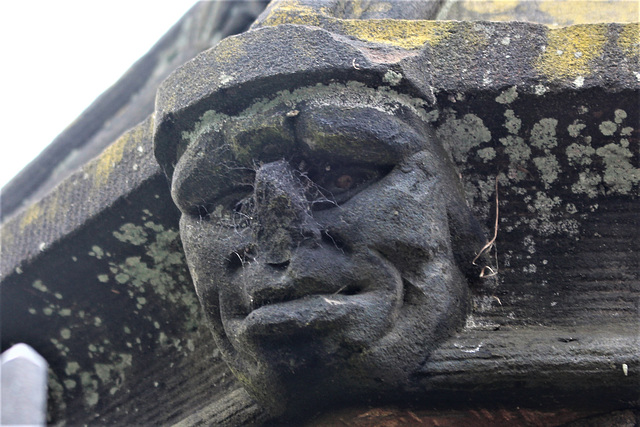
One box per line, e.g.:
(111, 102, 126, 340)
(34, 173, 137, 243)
(473, 175, 499, 278)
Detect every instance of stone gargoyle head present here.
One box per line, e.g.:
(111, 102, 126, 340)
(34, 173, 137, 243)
(153, 25, 486, 418)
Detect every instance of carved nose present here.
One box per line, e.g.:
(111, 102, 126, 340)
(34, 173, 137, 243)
(253, 160, 320, 265)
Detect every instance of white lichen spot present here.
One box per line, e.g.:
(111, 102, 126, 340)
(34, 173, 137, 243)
(566, 142, 595, 165)
(599, 121, 617, 136)
(94, 363, 112, 383)
(595, 143, 639, 194)
(614, 109, 627, 124)
(219, 72, 233, 85)
(97, 274, 109, 283)
(60, 328, 71, 339)
(534, 85, 548, 95)
(72, 256, 78, 262)
(523, 264, 537, 273)
(59, 308, 71, 317)
(531, 118, 558, 150)
(572, 171, 602, 198)
(124, 326, 131, 334)
(94, 317, 102, 327)
(85, 391, 99, 407)
(501, 36, 510, 45)
(158, 332, 168, 345)
(113, 223, 148, 246)
(565, 203, 578, 214)
(43, 307, 53, 316)
(89, 245, 104, 259)
(634, 72, 640, 82)
(437, 114, 491, 162)
(65, 361, 80, 375)
(144, 221, 164, 233)
(503, 109, 521, 134)
(64, 379, 77, 390)
(495, 86, 518, 104)
(567, 121, 586, 138)
(622, 363, 629, 376)
(526, 192, 579, 236)
(500, 135, 530, 163)
(621, 127, 633, 136)
(383, 70, 403, 86)
(523, 235, 536, 254)
(115, 273, 130, 284)
(477, 147, 496, 162)
(32, 280, 48, 293)
(533, 155, 560, 187)
(54, 293, 63, 300)
(573, 76, 584, 87)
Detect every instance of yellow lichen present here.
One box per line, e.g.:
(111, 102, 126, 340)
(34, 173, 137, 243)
(93, 132, 130, 188)
(260, 2, 488, 50)
(535, 24, 609, 80)
(213, 34, 247, 64)
(338, 19, 460, 49)
(20, 203, 43, 229)
(538, 0, 639, 26)
(618, 23, 640, 59)
(260, 0, 321, 26)
(462, 0, 520, 16)
(43, 191, 61, 225)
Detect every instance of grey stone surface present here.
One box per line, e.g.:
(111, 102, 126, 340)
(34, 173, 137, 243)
(164, 86, 484, 417)
(0, 1, 638, 425)
(151, 12, 638, 422)
(1, 344, 48, 426)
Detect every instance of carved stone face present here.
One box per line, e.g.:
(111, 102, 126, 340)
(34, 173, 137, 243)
(170, 85, 481, 416)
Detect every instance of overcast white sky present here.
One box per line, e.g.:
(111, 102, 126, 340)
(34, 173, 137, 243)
(0, 1, 198, 189)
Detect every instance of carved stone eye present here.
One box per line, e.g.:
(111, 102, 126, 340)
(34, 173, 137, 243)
(335, 174, 353, 189)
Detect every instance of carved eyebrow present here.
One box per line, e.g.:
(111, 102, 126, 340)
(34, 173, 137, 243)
(171, 132, 247, 213)
(171, 116, 295, 211)
(293, 106, 424, 164)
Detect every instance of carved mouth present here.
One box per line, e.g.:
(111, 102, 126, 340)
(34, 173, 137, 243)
(248, 281, 364, 313)
(237, 290, 379, 338)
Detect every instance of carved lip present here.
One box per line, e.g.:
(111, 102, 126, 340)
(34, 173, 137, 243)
(247, 280, 363, 313)
(236, 291, 380, 337)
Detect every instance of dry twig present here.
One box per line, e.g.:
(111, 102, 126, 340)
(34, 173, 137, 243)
(473, 175, 499, 278)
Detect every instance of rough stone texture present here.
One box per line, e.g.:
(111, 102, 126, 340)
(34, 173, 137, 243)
(1, 0, 638, 425)
(258, 0, 446, 21)
(437, 0, 639, 26)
